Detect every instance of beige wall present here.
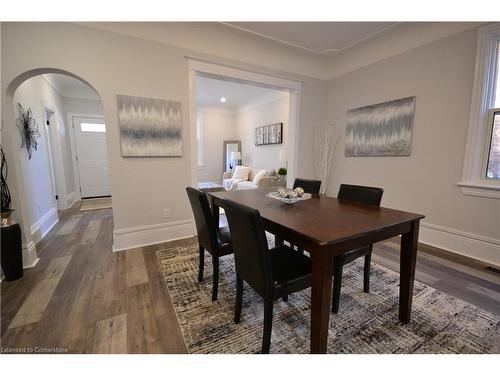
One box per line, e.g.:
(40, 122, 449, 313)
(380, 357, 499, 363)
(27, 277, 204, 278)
(1, 22, 327, 251)
(326, 28, 500, 262)
(196, 108, 237, 182)
(236, 95, 289, 170)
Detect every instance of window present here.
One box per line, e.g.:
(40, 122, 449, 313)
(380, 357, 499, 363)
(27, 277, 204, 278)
(80, 122, 106, 133)
(459, 24, 500, 198)
(196, 112, 203, 166)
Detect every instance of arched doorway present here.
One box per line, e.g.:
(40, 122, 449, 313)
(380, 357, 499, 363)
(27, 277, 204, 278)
(2, 68, 112, 268)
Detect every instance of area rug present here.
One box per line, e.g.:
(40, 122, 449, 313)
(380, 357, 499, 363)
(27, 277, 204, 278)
(155, 237, 500, 354)
(79, 197, 112, 212)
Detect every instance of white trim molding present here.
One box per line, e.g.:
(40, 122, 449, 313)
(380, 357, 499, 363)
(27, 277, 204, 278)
(459, 23, 500, 199)
(113, 219, 196, 252)
(21, 241, 40, 269)
(65, 191, 78, 208)
(30, 207, 59, 244)
(420, 222, 500, 267)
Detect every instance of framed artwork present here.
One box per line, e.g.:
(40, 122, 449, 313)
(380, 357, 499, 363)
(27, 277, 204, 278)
(345, 96, 416, 156)
(254, 123, 283, 146)
(117, 95, 182, 157)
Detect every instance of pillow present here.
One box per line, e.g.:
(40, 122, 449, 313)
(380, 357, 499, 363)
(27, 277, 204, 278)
(232, 166, 251, 181)
(253, 169, 268, 185)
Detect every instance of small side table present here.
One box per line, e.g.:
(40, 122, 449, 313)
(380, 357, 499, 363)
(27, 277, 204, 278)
(197, 181, 225, 193)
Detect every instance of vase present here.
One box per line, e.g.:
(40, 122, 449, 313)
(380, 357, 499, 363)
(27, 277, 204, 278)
(1, 209, 15, 227)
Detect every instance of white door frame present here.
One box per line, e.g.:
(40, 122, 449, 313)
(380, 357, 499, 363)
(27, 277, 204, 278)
(67, 112, 105, 200)
(42, 102, 65, 210)
(187, 58, 303, 187)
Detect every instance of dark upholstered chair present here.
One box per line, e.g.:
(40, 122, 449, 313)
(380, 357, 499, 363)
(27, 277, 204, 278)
(186, 187, 233, 301)
(293, 178, 322, 194)
(332, 184, 384, 313)
(223, 198, 311, 354)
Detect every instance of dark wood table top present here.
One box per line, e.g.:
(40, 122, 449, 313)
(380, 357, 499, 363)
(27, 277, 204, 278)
(210, 188, 425, 247)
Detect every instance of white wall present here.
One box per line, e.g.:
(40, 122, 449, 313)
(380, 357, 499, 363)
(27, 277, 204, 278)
(2, 22, 327, 252)
(196, 108, 237, 181)
(326, 27, 500, 265)
(236, 94, 289, 170)
(12, 76, 66, 248)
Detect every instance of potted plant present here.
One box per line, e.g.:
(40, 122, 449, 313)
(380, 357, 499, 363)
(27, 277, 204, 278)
(1, 146, 14, 226)
(277, 167, 287, 187)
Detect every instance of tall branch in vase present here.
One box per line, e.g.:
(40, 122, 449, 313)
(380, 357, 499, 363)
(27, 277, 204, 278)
(313, 125, 339, 195)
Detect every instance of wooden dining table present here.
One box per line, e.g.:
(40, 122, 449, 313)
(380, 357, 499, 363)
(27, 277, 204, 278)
(208, 187, 425, 354)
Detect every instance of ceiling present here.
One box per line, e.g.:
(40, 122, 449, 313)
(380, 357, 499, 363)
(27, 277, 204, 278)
(42, 73, 100, 100)
(222, 22, 397, 54)
(196, 75, 286, 111)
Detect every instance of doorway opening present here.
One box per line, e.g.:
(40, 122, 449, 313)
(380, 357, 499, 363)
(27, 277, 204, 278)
(188, 60, 302, 189)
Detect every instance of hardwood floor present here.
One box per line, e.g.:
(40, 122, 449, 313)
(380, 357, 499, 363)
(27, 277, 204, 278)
(0, 203, 187, 353)
(1, 204, 499, 353)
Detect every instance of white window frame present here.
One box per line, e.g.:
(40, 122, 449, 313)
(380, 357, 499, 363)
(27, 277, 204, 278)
(459, 23, 500, 199)
(195, 111, 204, 168)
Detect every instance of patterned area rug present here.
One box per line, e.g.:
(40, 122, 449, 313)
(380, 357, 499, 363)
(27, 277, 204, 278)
(79, 197, 112, 212)
(155, 237, 500, 354)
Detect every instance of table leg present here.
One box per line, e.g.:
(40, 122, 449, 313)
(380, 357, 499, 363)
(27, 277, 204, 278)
(310, 249, 333, 353)
(399, 220, 419, 323)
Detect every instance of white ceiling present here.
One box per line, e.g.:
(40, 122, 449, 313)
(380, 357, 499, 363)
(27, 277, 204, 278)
(42, 73, 100, 100)
(196, 75, 286, 111)
(223, 22, 397, 54)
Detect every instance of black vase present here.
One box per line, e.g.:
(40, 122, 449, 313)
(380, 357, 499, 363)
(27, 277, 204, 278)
(1, 221, 24, 281)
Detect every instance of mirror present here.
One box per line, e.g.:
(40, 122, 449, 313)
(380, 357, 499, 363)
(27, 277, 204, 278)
(223, 140, 242, 172)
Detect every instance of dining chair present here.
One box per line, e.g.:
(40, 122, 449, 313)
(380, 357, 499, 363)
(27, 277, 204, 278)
(293, 178, 322, 194)
(332, 183, 384, 313)
(186, 187, 233, 301)
(223, 198, 311, 354)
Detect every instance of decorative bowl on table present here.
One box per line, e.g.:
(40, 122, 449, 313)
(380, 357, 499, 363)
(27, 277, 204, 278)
(266, 187, 312, 204)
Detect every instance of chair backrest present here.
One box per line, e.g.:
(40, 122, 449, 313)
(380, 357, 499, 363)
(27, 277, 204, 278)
(293, 178, 322, 194)
(222, 198, 273, 299)
(337, 184, 384, 206)
(185, 187, 218, 251)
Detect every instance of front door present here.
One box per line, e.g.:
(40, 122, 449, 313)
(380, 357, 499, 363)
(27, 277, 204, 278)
(73, 116, 111, 198)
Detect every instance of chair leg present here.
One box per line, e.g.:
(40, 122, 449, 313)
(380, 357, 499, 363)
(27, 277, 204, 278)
(363, 251, 372, 293)
(331, 256, 344, 313)
(261, 300, 273, 354)
(234, 276, 243, 324)
(211, 256, 219, 301)
(198, 245, 205, 282)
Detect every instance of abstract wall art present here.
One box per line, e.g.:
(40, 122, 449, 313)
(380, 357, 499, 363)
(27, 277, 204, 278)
(116, 95, 182, 157)
(345, 96, 416, 156)
(16, 103, 40, 160)
(254, 122, 283, 146)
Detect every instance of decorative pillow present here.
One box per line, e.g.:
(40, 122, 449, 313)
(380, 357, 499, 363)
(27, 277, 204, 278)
(232, 166, 251, 181)
(253, 169, 268, 185)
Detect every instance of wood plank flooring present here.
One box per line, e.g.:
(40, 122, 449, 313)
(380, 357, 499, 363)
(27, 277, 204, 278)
(1, 203, 499, 353)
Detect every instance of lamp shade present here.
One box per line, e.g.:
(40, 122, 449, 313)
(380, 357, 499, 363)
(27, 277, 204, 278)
(279, 150, 287, 162)
(231, 151, 242, 160)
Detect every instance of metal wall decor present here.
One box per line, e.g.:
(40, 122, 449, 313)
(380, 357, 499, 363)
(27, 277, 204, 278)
(254, 122, 283, 146)
(16, 103, 40, 159)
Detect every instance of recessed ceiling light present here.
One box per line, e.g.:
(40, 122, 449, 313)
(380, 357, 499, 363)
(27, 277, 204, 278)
(220, 97, 226, 103)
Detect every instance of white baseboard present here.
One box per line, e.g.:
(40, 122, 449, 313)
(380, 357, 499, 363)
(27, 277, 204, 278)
(65, 191, 78, 209)
(420, 222, 500, 267)
(113, 219, 196, 252)
(21, 241, 40, 269)
(30, 207, 59, 244)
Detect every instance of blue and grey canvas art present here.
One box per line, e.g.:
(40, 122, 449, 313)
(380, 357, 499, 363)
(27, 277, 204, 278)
(345, 96, 416, 156)
(117, 95, 182, 157)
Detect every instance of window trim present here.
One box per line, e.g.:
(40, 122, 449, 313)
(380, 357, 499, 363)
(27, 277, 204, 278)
(459, 23, 500, 199)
